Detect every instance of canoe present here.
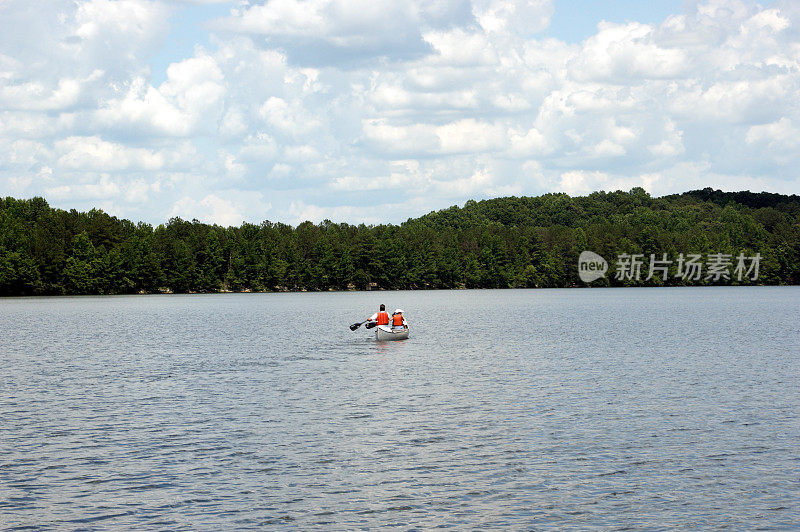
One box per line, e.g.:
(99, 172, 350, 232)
(375, 324, 409, 341)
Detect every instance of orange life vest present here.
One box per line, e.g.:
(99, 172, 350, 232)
(376, 311, 389, 325)
(392, 313, 404, 327)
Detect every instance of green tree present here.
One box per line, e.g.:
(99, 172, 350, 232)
(63, 232, 98, 294)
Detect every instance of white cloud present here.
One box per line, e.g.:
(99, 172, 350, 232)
(433, 165, 521, 197)
(508, 126, 551, 156)
(362, 118, 505, 156)
(259, 97, 321, 136)
(94, 52, 226, 136)
(647, 120, 684, 157)
(169, 192, 269, 227)
(423, 28, 497, 66)
(213, 0, 444, 64)
(124, 178, 160, 203)
(670, 77, 792, 124)
(170, 194, 242, 226)
(436, 119, 506, 154)
(74, 0, 167, 41)
(45, 174, 121, 200)
(362, 119, 440, 155)
(746, 117, 799, 148)
(1, 0, 799, 226)
(0, 139, 51, 167)
(56, 136, 165, 171)
(558, 170, 652, 196)
(591, 139, 626, 157)
(219, 107, 248, 137)
(472, 0, 552, 37)
(569, 22, 687, 82)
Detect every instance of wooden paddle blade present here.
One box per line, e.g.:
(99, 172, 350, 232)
(349, 323, 361, 330)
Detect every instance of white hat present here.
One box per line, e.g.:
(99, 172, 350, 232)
(394, 309, 403, 314)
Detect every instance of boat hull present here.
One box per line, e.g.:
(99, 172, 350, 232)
(375, 325, 409, 341)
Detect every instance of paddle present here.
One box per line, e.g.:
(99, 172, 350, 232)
(350, 320, 368, 331)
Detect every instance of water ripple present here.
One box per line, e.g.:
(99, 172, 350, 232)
(1, 288, 799, 529)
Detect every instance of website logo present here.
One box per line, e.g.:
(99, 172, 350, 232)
(578, 251, 608, 283)
(577, 250, 761, 284)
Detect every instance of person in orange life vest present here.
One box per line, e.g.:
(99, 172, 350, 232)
(391, 309, 407, 330)
(368, 304, 390, 326)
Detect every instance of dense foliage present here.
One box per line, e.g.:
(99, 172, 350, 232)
(1, 187, 798, 296)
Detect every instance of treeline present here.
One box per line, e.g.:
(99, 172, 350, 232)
(1, 187, 799, 296)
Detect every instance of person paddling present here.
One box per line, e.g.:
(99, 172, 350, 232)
(349, 304, 390, 330)
(369, 304, 390, 327)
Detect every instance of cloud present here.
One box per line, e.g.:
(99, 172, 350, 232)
(169, 194, 243, 226)
(746, 117, 799, 147)
(557, 169, 656, 196)
(0, 72, 104, 112)
(568, 22, 687, 82)
(213, 0, 451, 65)
(259, 96, 322, 136)
(56, 136, 165, 171)
(0, 0, 169, 80)
(362, 118, 506, 156)
(1, 0, 799, 226)
(169, 190, 272, 226)
(45, 174, 121, 201)
(94, 52, 226, 136)
(472, 0, 553, 37)
(437, 119, 507, 153)
(670, 77, 793, 125)
(288, 200, 388, 225)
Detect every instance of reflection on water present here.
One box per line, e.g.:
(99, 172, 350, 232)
(1, 287, 799, 529)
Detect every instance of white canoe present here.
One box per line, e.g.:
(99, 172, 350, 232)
(375, 324, 409, 341)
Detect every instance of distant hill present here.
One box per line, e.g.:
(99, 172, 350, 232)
(668, 188, 800, 212)
(1, 188, 798, 296)
(407, 188, 800, 230)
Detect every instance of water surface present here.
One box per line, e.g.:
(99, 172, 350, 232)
(2, 287, 799, 529)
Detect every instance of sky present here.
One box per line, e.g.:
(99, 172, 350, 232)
(1, 0, 798, 226)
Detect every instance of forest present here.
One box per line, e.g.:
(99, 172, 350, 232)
(1, 187, 799, 296)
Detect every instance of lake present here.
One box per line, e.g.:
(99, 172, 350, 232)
(1, 287, 798, 529)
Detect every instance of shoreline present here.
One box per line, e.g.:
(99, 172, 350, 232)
(0, 283, 787, 299)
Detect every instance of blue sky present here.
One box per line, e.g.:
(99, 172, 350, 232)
(548, 0, 684, 42)
(1, 0, 797, 226)
(149, 3, 232, 86)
